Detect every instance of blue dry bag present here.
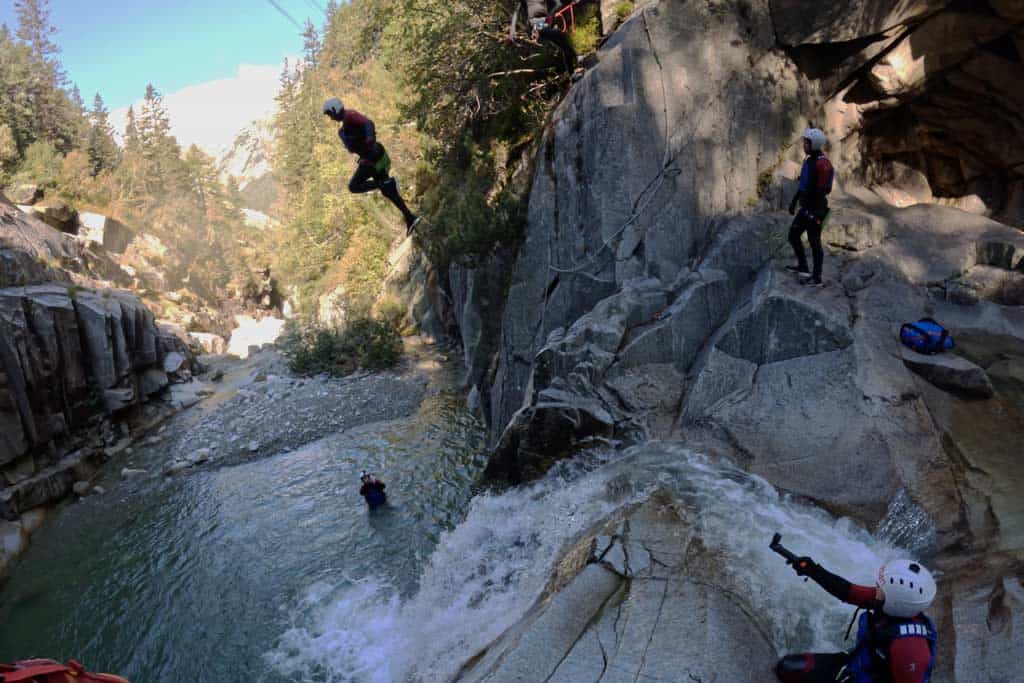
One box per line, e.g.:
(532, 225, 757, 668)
(900, 318, 953, 354)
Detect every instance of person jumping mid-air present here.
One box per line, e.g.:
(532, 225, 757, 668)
(323, 98, 421, 236)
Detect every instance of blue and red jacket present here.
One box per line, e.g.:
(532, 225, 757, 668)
(811, 567, 935, 682)
(849, 609, 937, 683)
(794, 151, 834, 216)
(337, 109, 380, 162)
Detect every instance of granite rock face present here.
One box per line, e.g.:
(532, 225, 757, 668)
(430, 0, 1024, 531)
(1, 201, 192, 518)
(459, 494, 778, 683)
(390, 2, 1024, 677)
(0, 285, 170, 469)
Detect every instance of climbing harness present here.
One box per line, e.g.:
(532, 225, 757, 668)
(512, 0, 591, 38)
(552, 0, 587, 33)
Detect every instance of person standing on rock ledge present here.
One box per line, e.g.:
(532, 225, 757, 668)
(323, 98, 421, 236)
(359, 471, 388, 509)
(787, 127, 834, 287)
(510, 0, 583, 79)
(775, 553, 937, 683)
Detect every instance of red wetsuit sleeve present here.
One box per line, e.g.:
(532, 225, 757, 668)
(889, 637, 931, 683)
(846, 583, 879, 608)
(805, 563, 882, 609)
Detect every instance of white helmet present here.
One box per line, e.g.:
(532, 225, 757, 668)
(802, 128, 827, 151)
(878, 559, 936, 618)
(323, 97, 344, 117)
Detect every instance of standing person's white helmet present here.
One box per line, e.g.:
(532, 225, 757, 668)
(802, 128, 827, 151)
(878, 560, 937, 618)
(323, 97, 344, 117)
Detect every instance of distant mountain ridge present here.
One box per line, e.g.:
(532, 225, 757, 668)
(218, 118, 282, 217)
(218, 118, 274, 189)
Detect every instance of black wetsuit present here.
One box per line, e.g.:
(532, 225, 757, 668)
(788, 152, 834, 281)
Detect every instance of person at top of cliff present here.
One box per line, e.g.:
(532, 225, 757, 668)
(323, 98, 421, 236)
(786, 127, 834, 287)
(776, 555, 937, 683)
(359, 471, 387, 509)
(510, 0, 584, 79)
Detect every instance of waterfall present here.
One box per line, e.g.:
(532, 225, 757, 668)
(267, 443, 918, 681)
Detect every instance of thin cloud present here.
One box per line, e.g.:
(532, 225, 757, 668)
(111, 63, 288, 157)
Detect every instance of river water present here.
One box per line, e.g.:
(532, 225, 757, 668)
(0, 391, 486, 682)
(0, 398, 929, 681)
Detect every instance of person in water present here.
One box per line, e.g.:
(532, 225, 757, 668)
(359, 471, 387, 508)
(322, 98, 421, 236)
(776, 555, 937, 683)
(787, 127, 834, 287)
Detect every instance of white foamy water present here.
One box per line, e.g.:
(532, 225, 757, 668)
(267, 443, 918, 682)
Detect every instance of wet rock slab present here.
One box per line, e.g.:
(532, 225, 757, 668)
(460, 495, 777, 682)
(901, 348, 994, 398)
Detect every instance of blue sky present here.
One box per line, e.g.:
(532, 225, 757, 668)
(0, 0, 323, 109)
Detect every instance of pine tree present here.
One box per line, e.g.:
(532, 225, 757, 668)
(86, 93, 119, 175)
(9, 0, 80, 153)
(302, 20, 321, 68)
(0, 24, 36, 157)
(14, 0, 60, 66)
(183, 144, 216, 217)
(136, 83, 184, 198)
(116, 106, 142, 200)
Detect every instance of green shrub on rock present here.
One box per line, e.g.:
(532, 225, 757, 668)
(570, 3, 602, 56)
(615, 0, 635, 24)
(280, 316, 403, 377)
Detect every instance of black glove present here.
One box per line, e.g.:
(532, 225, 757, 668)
(787, 556, 818, 577)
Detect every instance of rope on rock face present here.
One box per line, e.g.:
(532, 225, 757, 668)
(546, 161, 681, 280)
(547, 8, 677, 282)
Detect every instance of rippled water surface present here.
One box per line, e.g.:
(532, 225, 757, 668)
(0, 392, 486, 682)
